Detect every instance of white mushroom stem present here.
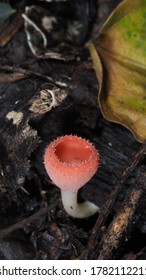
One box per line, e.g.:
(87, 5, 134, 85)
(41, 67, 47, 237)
(61, 189, 100, 218)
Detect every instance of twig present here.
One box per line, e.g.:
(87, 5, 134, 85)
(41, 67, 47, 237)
(0, 65, 67, 88)
(0, 14, 23, 47)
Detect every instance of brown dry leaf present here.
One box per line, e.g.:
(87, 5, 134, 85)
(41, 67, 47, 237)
(89, 0, 146, 142)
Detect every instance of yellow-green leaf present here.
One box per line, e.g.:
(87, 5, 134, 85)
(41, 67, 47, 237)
(89, 0, 146, 142)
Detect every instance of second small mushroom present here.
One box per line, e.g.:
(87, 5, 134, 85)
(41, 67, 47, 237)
(44, 135, 100, 218)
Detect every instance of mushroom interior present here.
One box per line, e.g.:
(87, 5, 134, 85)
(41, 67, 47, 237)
(55, 138, 92, 164)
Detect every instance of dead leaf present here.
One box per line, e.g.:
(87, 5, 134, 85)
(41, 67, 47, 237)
(89, 0, 146, 142)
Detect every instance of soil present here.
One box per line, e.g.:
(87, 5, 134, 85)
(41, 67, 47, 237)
(0, 0, 146, 260)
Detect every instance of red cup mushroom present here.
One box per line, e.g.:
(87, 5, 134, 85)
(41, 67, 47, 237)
(44, 135, 100, 218)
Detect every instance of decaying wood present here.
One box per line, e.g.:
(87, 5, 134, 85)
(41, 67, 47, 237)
(0, 63, 68, 208)
(97, 172, 146, 259)
(0, 206, 48, 240)
(80, 143, 146, 259)
(0, 57, 145, 259)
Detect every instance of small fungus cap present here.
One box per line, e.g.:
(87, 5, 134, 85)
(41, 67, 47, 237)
(44, 135, 99, 191)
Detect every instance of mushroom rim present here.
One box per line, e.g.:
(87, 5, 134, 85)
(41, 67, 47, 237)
(45, 135, 99, 167)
